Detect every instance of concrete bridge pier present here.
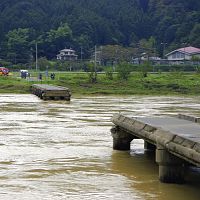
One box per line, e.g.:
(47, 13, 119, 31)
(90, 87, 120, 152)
(111, 126, 135, 150)
(156, 145, 185, 183)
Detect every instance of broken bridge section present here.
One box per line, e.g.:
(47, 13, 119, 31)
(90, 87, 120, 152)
(111, 113, 200, 184)
(31, 84, 71, 101)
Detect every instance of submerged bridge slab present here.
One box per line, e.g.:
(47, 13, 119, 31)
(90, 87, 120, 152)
(31, 84, 71, 101)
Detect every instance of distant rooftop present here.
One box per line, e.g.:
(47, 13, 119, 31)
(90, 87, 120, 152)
(178, 46, 200, 54)
(166, 46, 200, 56)
(60, 48, 75, 52)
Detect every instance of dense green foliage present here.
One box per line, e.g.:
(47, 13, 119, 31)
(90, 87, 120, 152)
(0, 0, 200, 63)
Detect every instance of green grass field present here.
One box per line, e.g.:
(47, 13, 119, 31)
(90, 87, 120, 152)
(1, 71, 200, 96)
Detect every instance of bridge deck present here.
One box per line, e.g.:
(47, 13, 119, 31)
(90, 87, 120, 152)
(32, 84, 69, 91)
(112, 114, 200, 167)
(138, 117, 200, 142)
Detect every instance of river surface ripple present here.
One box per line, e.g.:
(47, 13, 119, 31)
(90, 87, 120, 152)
(0, 94, 200, 200)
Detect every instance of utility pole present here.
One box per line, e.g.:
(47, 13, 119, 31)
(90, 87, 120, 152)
(182, 43, 187, 62)
(94, 45, 97, 73)
(35, 42, 38, 71)
(80, 47, 83, 62)
(161, 42, 167, 59)
(90, 45, 97, 83)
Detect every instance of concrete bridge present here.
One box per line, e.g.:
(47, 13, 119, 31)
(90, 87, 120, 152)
(111, 113, 200, 184)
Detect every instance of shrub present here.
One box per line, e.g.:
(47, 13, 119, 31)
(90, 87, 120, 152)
(105, 67, 113, 80)
(140, 61, 152, 78)
(116, 62, 132, 80)
(87, 63, 97, 83)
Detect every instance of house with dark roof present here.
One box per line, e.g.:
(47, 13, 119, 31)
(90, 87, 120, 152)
(165, 46, 200, 61)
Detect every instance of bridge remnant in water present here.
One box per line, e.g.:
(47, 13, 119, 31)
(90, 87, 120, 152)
(111, 114, 200, 183)
(31, 84, 71, 101)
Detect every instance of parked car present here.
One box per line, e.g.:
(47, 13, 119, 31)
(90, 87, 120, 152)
(0, 67, 9, 76)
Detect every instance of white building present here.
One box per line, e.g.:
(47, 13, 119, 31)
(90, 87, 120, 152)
(57, 48, 78, 61)
(165, 46, 200, 61)
(132, 56, 161, 64)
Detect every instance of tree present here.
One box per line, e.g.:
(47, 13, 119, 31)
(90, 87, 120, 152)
(87, 62, 97, 83)
(37, 57, 51, 71)
(105, 67, 114, 80)
(44, 23, 73, 59)
(140, 61, 152, 78)
(0, 0, 200, 64)
(100, 45, 136, 65)
(192, 55, 200, 62)
(139, 36, 156, 58)
(189, 23, 200, 46)
(6, 28, 32, 63)
(46, 23, 72, 44)
(117, 62, 132, 80)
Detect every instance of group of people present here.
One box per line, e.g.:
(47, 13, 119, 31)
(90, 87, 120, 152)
(38, 72, 55, 80)
(20, 71, 30, 79)
(20, 70, 56, 81)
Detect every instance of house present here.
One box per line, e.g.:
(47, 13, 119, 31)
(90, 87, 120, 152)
(165, 46, 200, 62)
(57, 48, 78, 61)
(132, 56, 161, 64)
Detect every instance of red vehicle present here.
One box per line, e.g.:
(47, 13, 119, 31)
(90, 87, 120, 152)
(0, 67, 9, 76)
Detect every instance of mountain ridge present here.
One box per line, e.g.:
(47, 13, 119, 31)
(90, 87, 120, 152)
(0, 0, 199, 62)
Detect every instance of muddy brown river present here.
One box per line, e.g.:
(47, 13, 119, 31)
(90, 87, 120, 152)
(0, 94, 200, 200)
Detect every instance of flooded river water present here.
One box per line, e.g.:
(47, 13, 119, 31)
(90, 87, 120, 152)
(0, 94, 200, 200)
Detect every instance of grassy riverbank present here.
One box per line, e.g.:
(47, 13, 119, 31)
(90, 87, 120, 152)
(1, 72, 200, 95)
